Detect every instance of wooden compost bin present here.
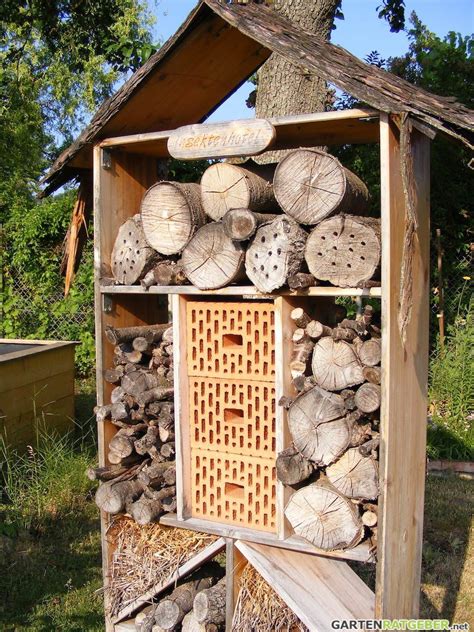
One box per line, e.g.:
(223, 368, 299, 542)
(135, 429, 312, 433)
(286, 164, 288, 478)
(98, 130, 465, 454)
(0, 339, 76, 450)
(94, 109, 430, 631)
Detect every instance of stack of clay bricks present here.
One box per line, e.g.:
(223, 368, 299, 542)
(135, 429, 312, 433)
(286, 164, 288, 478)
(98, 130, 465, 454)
(186, 301, 277, 532)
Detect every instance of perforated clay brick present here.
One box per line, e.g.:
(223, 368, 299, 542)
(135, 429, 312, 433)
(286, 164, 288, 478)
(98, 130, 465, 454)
(191, 449, 276, 532)
(186, 301, 275, 381)
(189, 378, 276, 458)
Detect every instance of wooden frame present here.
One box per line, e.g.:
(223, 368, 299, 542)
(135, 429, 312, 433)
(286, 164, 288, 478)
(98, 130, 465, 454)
(92, 109, 431, 630)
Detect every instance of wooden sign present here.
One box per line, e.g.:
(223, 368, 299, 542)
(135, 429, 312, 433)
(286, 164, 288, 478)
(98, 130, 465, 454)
(167, 119, 275, 160)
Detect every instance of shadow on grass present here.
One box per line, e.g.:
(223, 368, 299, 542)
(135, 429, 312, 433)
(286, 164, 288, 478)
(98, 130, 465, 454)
(0, 505, 103, 632)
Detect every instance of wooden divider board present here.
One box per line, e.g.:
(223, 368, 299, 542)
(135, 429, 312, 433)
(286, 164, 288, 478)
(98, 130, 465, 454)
(235, 540, 375, 632)
(376, 115, 430, 617)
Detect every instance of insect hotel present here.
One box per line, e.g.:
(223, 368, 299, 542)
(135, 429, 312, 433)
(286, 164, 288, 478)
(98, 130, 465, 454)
(43, 1, 474, 630)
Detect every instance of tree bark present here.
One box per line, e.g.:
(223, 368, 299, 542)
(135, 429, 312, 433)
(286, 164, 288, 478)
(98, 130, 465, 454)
(153, 577, 216, 630)
(254, 0, 340, 164)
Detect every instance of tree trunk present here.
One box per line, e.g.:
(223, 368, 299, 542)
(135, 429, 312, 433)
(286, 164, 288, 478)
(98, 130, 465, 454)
(305, 215, 381, 288)
(182, 222, 246, 290)
(193, 577, 226, 626)
(200, 162, 277, 221)
(140, 182, 205, 255)
(311, 336, 364, 391)
(222, 208, 279, 241)
(245, 215, 307, 292)
(285, 480, 364, 550)
(111, 214, 159, 285)
(274, 150, 369, 224)
(254, 0, 340, 164)
(326, 447, 379, 500)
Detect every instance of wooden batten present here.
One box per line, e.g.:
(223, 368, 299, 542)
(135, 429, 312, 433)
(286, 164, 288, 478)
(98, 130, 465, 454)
(376, 115, 430, 617)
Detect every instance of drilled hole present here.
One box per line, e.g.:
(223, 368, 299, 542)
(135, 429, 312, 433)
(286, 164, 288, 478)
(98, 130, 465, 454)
(321, 236, 326, 240)
(261, 236, 266, 243)
(255, 253, 259, 259)
(332, 246, 337, 250)
(361, 241, 366, 246)
(361, 256, 365, 260)
(268, 251, 272, 256)
(331, 262, 336, 266)
(273, 265, 278, 270)
(350, 234, 355, 238)
(333, 231, 338, 236)
(277, 248, 281, 255)
(349, 247, 353, 252)
(347, 263, 352, 268)
(318, 252, 322, 256)
(260, 265, 264, 271)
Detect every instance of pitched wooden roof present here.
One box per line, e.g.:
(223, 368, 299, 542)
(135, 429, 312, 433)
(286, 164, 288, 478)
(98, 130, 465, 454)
(42, 0, 473, 195)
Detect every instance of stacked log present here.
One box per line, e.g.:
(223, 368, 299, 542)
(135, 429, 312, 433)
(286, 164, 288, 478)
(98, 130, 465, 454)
(107, 150, 381, 292)
(134, 567, 226, 632)
(280, 305, 381, 551)
(92, 323, 177, 525)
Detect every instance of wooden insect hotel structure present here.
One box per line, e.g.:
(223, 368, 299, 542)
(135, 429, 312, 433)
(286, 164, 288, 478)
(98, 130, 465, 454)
(43, 1, 474, 630)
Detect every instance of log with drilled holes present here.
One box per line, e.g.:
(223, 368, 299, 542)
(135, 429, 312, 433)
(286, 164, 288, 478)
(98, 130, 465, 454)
(140, 181, 206, 255)
(222, 208, 279, 241)
(305, 214, 381, 287)
(273, 149, 369, 225)
(200, 161, 277, 220)
(182, 222, 246, 290)
(245, 215, 307, 292)
(312, 336, 364, 391)
(326, 448, 379, 500)
(111, 214, 159, 285)
(285, 480, 364, 550)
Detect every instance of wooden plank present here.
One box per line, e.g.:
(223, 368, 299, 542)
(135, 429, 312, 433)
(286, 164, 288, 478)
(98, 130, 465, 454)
(376, 115, 430, 617)
(0, 345, 75, 393)
(99, 108, 379, 158)
(226, 539, 247, 632)
(114, 620, 135, 632)
(113, 537, 226, 624)
(236, 540, 374, 631)
(0, 339, 76, 363)
(173, 294, 191, 520)
(159, 514, 374, 563)
(100, 284, 382, 298)
(168, 119, 275, 159)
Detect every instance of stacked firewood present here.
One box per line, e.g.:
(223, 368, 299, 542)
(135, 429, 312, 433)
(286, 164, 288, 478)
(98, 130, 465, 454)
(109, 150, 380, 292)
(90, 323, 177, 525)
(278, 304, 380, 552)
(134, 566, 226, 632)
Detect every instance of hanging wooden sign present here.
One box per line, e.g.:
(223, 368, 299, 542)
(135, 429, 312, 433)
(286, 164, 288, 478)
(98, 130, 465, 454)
(167, 118, 275, 160)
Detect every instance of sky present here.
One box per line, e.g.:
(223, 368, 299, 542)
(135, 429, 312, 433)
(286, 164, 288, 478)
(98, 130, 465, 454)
(149, 0, 473, 122)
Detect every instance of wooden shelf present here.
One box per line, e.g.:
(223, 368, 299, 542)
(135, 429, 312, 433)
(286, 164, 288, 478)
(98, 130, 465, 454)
(100, 284, 382, 298)
(235, 540, 375, 631)
(159, 514, 375, 563)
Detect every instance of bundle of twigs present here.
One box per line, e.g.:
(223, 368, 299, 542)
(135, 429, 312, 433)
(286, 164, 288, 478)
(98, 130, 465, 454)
(106, 516, 217, 617)
(232, 564, 308, 632)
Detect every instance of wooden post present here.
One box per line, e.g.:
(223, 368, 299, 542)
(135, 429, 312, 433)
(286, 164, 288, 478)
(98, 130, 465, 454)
(436, 228, 445, 350)
(376, 115, 430, 618)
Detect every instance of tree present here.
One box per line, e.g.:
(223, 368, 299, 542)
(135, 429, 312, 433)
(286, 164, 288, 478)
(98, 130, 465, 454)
(253, 0, 407, 161)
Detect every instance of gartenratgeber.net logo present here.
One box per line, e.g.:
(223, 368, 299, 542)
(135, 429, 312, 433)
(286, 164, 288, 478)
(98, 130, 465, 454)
(330, 621, 470, 631)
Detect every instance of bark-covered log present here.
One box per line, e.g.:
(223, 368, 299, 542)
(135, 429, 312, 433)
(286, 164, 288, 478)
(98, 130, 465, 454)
(201, 162, 277, 221)
(287, 386, 351, 466)
(104, 366, 125, 384)
(129, 486, 176, 525)
(95, 479, 143, 514)
(105, 323, 171, 345)
(358, 338, 382, 367)
(274, 150, 369, 225)
(245, 216, 307, 292)
(290, 338, 314, 380)
(111, 215, 159, 285)
(285, 480, 364, 550)
(359, 437, 380, 457)
(312, 337, 364, 391)
(306, 319, 332, 341)
(290, 307, 312, 329)
(134, 426, 161, 456)
(287, 271, 317, 290)
(349, 421, 373, 447)
(141, 259, 187, 289)
(182, 222, 246, 290)
(140, 182, 205, 255)
(137, 460, 174, 487)
(305, 215, 381, 287)
(86, 464, 132, 482)
(326, 448, 379, 500)
(153, 576, 216, 631)
(354, 383, 381, 413)
(193, 577, 226, 626)
(276, 446, 314, 486)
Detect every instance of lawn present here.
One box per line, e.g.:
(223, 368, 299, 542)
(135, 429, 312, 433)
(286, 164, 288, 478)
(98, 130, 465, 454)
(0, 380, 472, 630)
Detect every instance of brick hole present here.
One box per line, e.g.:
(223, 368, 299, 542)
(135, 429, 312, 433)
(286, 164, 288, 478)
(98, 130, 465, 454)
(222, 333, 243, 347)
(224, 408, 245, 424)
